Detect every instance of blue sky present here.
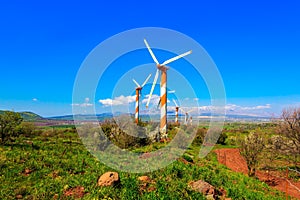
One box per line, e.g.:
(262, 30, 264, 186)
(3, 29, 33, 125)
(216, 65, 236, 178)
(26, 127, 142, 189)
(0, 1, 299, 117)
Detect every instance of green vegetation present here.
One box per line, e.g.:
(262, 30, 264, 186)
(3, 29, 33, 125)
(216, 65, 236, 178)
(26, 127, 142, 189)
(0, 121, 287, 199)
(240, 132, 265, 177)
(0, 111, 23, 144)
(0, 110, 43, 121)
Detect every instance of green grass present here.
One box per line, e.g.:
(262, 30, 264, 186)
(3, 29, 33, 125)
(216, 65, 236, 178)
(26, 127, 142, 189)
(0, 128, 286, 199)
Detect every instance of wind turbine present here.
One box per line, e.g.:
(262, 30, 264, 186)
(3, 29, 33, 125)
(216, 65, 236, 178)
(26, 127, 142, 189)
(144, 39, 192, 137)
(132, 74, 152, 124)
(180, 107, 195, 125)
(172, 99, 180, 125)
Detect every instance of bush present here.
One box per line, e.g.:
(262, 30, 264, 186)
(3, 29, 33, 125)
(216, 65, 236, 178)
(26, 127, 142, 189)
(191, 128, 227, 146)
(0, 111, 23, 144)
(192, 128, 206, 146)
(16, 122, 36, 137)
(217, 131, 228, 145)
(98, 121, 151, 149)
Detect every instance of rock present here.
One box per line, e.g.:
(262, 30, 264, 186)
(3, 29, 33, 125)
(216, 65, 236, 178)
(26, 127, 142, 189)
(97, 172, 119, 186)
(138, 176, 151, 182)
(188, 180, 215, 196)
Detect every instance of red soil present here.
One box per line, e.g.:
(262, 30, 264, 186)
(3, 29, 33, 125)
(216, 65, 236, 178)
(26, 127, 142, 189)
(214, 148, 300, 199)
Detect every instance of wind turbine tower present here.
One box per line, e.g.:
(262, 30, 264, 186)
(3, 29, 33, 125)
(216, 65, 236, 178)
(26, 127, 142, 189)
(132, 74, 151, 124)
(144, 39, 192, 137)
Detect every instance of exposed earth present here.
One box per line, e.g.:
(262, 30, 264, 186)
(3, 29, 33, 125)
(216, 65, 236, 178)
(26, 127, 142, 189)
(214, 148, 300, 199)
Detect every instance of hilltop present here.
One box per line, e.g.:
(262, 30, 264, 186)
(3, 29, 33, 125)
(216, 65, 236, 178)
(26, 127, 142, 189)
(0, 110, 43, 121)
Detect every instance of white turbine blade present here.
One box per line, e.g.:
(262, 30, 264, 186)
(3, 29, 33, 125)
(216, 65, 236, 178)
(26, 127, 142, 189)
(179, 107, 186, 113)
(132, 79, 140, 88)
(141, 74, 152, 88)
(161, 50, 192, 66)
(146, 69, 159, 108)
(157, 99, 161, 109)
(172, 99, 178, 107)
(144, 39, 159, 65)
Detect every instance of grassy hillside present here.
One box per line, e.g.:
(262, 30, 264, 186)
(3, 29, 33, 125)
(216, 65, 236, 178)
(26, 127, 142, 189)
(0, 126, 286, 199)
(0, 110, 43, 121)
(20, 111, 44, 121)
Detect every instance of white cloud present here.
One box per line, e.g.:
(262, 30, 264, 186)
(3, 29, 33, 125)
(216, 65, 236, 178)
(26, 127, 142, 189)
(72, 97, 93, 107)
(142, 94, 160, 105)
(99, 95, 135, 107)
(32, 98, 38, 102)
(226, 104, 271, 111)
(168, 90, 176, 94)
(71, 103, 93, 107)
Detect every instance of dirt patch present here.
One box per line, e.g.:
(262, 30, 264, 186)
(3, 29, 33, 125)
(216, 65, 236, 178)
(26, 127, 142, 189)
(63, 186, 86, 199)
(215, 148, 300, 199)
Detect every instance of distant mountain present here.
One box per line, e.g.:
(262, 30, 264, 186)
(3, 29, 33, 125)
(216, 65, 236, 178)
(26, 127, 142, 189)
(49, 112, 271, 121)
(47, 114, 74, 120)
(0, 110, 44, 121)
(48, 113, 117, 121)
(0, 110, 271, 123)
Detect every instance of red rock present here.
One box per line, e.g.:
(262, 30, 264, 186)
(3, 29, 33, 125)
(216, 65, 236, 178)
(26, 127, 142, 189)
(97, 172, 119, 186)
(188, 180, 215, 196)
(138, 176, 151, 182)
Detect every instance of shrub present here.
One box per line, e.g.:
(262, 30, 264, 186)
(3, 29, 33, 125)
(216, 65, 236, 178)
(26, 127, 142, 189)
(217, 131, 228, 145)
(0, 111, 23, 144)
(98, 121, 151, 149)
(192, 128, 206, 146)
(16, 122, 36, 137)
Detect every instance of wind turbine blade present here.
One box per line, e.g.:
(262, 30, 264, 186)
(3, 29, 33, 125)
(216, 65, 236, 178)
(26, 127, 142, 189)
(132, 79, 140, 88)
(172, 99, 178, 107)
(157, 99, 161, 109)
(144, 39, 160, 65)
(146, 69, 159, 108)
(179, 107, 186, 113)
(161, 50, 192, 66)
(141, 74, 152, 88)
